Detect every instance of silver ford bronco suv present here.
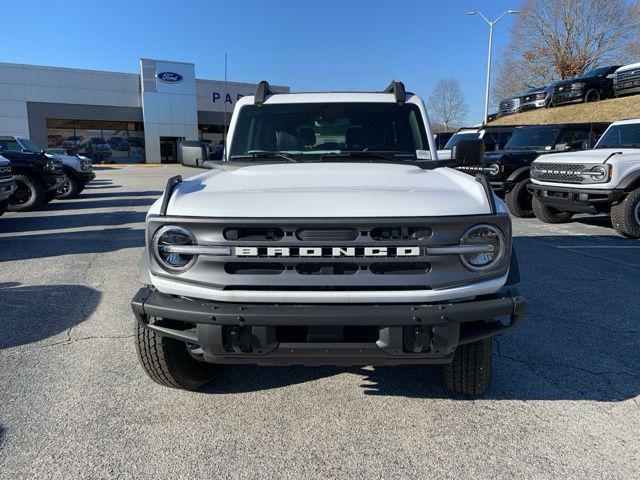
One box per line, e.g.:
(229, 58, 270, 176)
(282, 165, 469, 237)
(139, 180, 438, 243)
(131, 81, 526, 395)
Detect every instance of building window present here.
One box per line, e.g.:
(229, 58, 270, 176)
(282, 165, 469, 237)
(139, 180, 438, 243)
(46, 119, 146, 162)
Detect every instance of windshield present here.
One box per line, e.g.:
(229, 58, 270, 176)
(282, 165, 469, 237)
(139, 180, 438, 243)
(504, 127, 562, 150)
(581, 67, 609, 78)
(17, 138, 40, 153)
(596, 124, 640, 148)
(229, 102, 429, 160)
(443, 131, 479, 150)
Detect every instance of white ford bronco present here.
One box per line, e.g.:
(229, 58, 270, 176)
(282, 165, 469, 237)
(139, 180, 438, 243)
(132, 81, 526, 395)
(530, 119, 640, 237)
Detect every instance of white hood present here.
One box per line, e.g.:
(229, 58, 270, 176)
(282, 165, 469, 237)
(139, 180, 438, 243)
(533, 148, 640, 164)
(157, 162, 492, 218)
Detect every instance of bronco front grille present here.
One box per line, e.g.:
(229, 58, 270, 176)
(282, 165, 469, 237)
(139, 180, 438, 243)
(531, 163, 601, 184)
(147, 216, 512, 291)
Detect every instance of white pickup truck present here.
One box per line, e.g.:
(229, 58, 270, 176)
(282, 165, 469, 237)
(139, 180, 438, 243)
(530, 119, 640, 237)
(131, 81, 526, 396)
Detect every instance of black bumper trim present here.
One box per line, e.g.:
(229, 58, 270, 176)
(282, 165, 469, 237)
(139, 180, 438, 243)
(131, 287, 526, 366)
(529, 184, 625, 213)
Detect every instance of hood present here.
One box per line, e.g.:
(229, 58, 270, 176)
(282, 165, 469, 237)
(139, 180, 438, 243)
(158, 162, 493, 218)
(553, 76, 597, 88)
(533, 148, 640, 164)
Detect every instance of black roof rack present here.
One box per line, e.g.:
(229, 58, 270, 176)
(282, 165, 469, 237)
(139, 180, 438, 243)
(254, 80, 279, 105)
(383, 80, 406, 104)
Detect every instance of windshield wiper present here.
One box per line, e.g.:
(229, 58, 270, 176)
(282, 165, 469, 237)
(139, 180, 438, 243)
(317, 151, 420, 163)
(230, 152, 299, 162)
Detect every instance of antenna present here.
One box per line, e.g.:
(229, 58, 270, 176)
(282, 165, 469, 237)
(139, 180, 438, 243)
(223, 53, 228, 151)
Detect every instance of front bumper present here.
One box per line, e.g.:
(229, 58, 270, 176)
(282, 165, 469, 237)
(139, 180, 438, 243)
(521, 99, 546, 110)
(0, 178, 17, 201)
(552, 90, 583, 105)
(131, 287, 526, 366)
(79, 171, 96, 182)
(529, 184, 624, 213)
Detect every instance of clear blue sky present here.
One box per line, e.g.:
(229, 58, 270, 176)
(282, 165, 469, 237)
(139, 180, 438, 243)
(0, 0, 521, 124)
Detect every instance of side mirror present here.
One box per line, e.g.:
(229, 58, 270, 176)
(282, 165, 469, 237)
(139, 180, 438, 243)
(178, 140, 208, 168)
(451, 138, 484, 166)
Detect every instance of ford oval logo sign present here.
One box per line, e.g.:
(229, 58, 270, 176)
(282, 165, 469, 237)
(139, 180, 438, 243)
(157, 72, 183, 83)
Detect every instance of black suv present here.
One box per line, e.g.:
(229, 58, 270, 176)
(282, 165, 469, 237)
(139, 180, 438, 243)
(0, 136, 64, 212)
(455, 123, 610, 217)
(551, 66, 621, 106)
(0, 154, 16, 216)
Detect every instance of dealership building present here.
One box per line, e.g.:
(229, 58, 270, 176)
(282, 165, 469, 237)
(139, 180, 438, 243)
(0, 59, 288, 162)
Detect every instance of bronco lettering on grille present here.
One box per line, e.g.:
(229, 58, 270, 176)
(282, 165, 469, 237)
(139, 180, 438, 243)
(235, 246, 421, 257)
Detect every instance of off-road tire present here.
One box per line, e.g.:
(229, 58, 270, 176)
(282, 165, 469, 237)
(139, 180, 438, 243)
(55, 171, 80, 199)
(532, 196, 573, 223)
(442, 338, 493, 395)
(135, 319, 219, 390)
(505, 178, 534, 218)
(610, 187, 640, 238)
(7, 174, 45, 212)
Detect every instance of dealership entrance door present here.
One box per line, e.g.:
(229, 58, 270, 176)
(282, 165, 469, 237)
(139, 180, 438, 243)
(160, 137, 181, 163)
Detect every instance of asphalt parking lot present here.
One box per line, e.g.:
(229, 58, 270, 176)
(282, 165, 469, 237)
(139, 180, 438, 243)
(0, 165, 638, 479)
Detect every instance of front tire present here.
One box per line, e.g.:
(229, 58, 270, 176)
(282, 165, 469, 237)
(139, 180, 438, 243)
(7, 174, 45, 212)
(610, 187, 640, 238)
(532, 196, 573, 223)
(135, 318, 219, 390)
(584, 88, 601, 102)
(442, 338, 493, 395)
(55, 172, 80, 199)
(505, 178, 534, 218)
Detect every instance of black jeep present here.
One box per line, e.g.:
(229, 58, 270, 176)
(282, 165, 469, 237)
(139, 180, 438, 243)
(0, 137, 64, 212)
(455, 123, 610, 217)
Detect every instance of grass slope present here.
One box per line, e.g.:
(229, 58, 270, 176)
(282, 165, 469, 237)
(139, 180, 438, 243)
(489, 94, 640, 125)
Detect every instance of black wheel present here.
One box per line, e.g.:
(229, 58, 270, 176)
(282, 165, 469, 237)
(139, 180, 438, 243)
(7, 174, 45, 212)
(584, 88, 601, 102)
(55, 171, 80, 199)
(610, 187, 640, 238)
(135, 318, 219, 390)
(0, 199, 7, 217)
(532, 196, 573, 223)
(504, 178, 534, 218)
(442, 338, 493, 395)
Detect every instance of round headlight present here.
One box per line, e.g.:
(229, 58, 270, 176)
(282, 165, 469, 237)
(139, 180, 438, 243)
(152, 225, 197, 272)
(459, 224, 505, 271)
(488, 163, 501, 176)
(590, 165, 608, 182)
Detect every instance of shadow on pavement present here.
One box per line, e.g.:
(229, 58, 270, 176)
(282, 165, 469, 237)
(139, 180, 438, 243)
(195, 234, 639, 402)
(0, 283, 101, 349)
(71, 190, 162, 200)
(0, 211, 147, 234)
(0, 227, 144, 261)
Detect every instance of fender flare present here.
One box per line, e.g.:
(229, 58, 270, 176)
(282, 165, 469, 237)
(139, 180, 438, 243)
(617, 170, 640, 191)
(506, 166, 531, 183)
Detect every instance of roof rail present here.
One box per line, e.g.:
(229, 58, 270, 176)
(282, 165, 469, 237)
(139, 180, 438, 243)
(254, 80, 279, 105)
(383, 80, 406, 104)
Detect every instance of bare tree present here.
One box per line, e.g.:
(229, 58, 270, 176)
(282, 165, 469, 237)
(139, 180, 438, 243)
(493, 0, 639, 101)
(428, 77, 469, 131)
(624, 3, 640, 61)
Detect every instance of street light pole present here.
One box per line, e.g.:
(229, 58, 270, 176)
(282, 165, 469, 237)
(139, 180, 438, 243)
(466, 10, 519, 125)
